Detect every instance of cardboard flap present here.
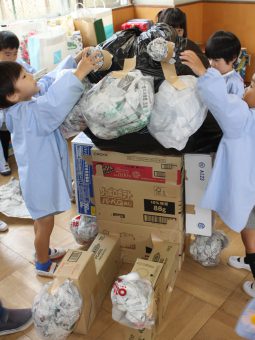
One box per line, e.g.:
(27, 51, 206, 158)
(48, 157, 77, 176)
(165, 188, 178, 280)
(161, 63, 187, 90)
(160, 41, 187, 90)
(111, 57, 136, 78)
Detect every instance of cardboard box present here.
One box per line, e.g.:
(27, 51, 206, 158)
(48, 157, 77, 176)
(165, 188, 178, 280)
(98, 220, 185, 264)
(148, 242, 179, 323)
(89, 233, 121, 310)
(92, 149, 183, 185)
(93, 176, 183, 228)
(125, 242, 179, 340)
(53, 234, 121, 335)
(54, 249, 97, 334)
(72, 132, 95, 216)
(184, 154, 213, 236)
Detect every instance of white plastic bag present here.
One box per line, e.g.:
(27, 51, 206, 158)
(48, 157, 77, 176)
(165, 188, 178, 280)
(189, 230, 229, 266)
(81, 70, 154, 139)
(70, 214, 98, 246)
(32, 280, 83, 340)
(111, 272, 155, 330)
(60, 77, 92, 139)
(148, 76, 207, 150)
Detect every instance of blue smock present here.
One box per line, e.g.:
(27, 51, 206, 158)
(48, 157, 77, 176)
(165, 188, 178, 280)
(223, 69, 244, 97)
(198, 68, 255, 232)
(5, 56, 84, 219)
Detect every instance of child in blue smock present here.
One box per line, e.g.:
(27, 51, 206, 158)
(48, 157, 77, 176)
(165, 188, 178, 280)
(205, 30, 244, 98)
(180, 50, 255, 298)
(0, 48, 100, 277)
(0, 31, 36, 177)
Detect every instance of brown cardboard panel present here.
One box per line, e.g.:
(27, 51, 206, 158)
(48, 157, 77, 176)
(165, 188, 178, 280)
(89, 233, 121, 289)
(93, 177, 183, 228)
(97, 220, 185, 264)
(125, 242, 179, 340)
(54, 250, 97, 335)
(92, 148, 183, 186)
(89, 234, 121, 311)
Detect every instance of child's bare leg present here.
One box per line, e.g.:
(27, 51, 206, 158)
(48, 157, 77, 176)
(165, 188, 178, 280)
(241, 228, 255, 254)
(34, 216, 54, 264)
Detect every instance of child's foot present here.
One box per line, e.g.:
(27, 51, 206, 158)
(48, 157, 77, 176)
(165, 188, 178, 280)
(0, 221, 8, 232)
(49, 248, 66, 260)
(243, 281, 255, 298)
(0, 162, 11, 176)
(35, 260, 58, 278)
(228, 256, 251, 271)
(34, 248, 66, 262)
(0, 304, 33, 336)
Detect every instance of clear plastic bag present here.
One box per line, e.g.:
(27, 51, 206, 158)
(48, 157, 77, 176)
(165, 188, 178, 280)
(60, 77, 92, 139)
(189, 230, 229, 267)
(32, 279, 83, 340)
(81, 70, 154, 140)
(70, 214, 98, 246)
(148, 76, 207, 150)
(111, 272, 155, 330)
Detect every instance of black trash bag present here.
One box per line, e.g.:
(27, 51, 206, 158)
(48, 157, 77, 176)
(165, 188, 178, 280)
(84, 111, 222, 155)
(136, 23, 177, 91)
(136, 23, 210, 91)
(88, 28, 141, 83)
(174, 39, 210, 76)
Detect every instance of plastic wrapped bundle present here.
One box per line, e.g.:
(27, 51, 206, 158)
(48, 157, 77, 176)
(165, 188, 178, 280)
(111, 272, 155, 330)
(32, 280, 83, 340)
(81, 70, 154, 139)
(70, 214, 98, 246)
(60, 76, 92, 139)
(189, 230, 229, 267)
(148, 76, 207, 150)
(147, 37, 175, 63)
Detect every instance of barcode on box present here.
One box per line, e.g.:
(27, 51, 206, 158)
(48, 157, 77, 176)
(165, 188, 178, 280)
(143, 214, 169, 224)
(68, 251, 82, 262)
(154, 171, 166, 178)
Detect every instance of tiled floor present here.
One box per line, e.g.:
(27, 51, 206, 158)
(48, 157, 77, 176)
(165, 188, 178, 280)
(0, 154, 249, 339)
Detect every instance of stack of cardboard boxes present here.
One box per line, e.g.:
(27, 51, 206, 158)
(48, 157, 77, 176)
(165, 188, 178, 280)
(71, 132, 213, 339)
(92, 148, 185, 268)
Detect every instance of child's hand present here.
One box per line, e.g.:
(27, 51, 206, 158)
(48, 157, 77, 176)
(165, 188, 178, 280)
(180, 50, 207, 76)
(74, 49, 103, 81)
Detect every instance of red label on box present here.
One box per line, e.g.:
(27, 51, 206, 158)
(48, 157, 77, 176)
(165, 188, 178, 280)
(93, 162, 167, 183)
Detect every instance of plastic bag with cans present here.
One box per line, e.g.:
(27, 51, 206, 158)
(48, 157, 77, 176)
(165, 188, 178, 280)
(111, 272, 156, 330)
(70, 214, 98, 246)
(80, 70, 154, 139)
(32, 279, 83, 340)
(189, 230, 229, 266)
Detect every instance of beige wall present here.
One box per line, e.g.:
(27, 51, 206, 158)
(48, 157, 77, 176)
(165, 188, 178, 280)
(203, 2, 255, 81)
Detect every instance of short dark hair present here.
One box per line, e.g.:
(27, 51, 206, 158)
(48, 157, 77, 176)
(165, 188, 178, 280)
(205, 31, 241, 63)
(0, 61, 22, 108)
(157, 8, 187, 38)
(0, 31, 19, 51)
